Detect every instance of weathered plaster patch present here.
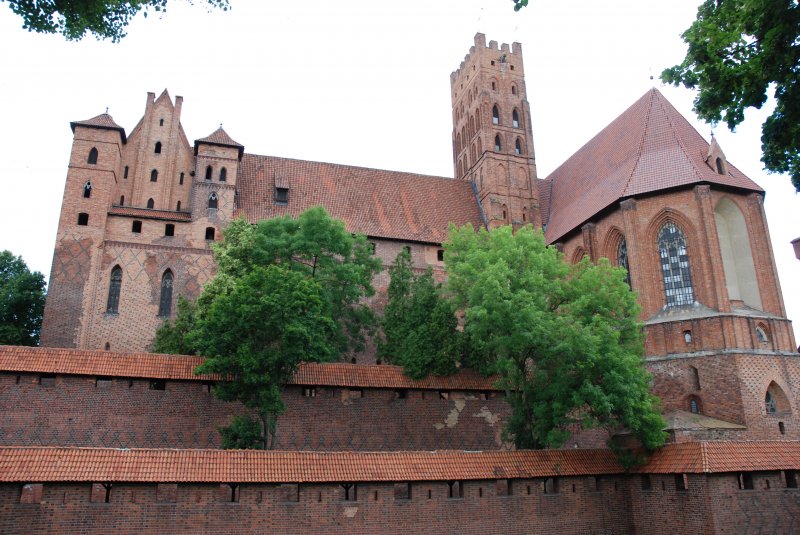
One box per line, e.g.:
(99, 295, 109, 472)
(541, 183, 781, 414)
(474, 406, 500, 426)
(434, 399, 466, 429)
(343, 506, 358, 518)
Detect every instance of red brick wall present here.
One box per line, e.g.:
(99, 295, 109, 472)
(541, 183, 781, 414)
(0, 373, 510, 451)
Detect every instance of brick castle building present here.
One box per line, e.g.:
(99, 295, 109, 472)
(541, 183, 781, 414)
(1, 34, 799, 533)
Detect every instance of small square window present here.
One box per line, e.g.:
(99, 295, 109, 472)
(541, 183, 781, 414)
(164, 224, 175, 237)
(437, 249, 444, 262)
(149, 379, 166, 391)
(132, 221, 142, 233)
(275, 187, 289, 205)
(77, 213, 89, 226)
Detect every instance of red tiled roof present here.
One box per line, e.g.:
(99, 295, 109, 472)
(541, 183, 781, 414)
(0, 346, 499, 390)
(195, 126, 244, 158)
(235, 155, 484, 243)
(108, 206, 192, 221)
(543, 89, 763, 243)
(0, 447, 622, 483)
(70, 113, 127, 143)
(2, 442, 798, 483)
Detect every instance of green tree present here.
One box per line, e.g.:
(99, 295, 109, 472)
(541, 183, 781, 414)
(662, 0, 800, 191)
(379, 249, 461, 379)
(0, 251, 46, 346)
(445, 225, 665, 451)
(4, 0, 230, 42)
(154, 207, 381, 448)
(194, 265, 338, 449)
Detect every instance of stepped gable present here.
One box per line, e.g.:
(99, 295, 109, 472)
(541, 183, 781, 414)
(543, 89, 763, 243)
(0, 345, 500, 390)
(235, 155, 484, 243)
(194, 126, 244, 158)
(69, 113, 127, 142)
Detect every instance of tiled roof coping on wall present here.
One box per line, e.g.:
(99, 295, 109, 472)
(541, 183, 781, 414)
(1, 442, 798, 483)
(0, 346, 500, 391)
(108, 206, 192, 222)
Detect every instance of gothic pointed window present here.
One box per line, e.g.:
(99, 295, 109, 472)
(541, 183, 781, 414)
(617, 237, 631, 287)
(205, 165, 213, 181)
(106, 266, 122, 314)
(87, 147, 98, 165)
(512, 109, 520, 128)
(219, 167, 227, 182)
(147, 198, 155, 209)
(492, 105, 500, 125)
(494, 135, 502, 152)
(515, 138, 522, 155)
(658, 222, 694, 307)
(83, 182, 92, 198)
(150, 169, 158, 182)
(208, 192, 218, 210)
(154, 142, 162, 154)
(176, 201, 181, 211)
(158, 270, 173, 317)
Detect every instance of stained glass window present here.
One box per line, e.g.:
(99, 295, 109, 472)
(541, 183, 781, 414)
(158, 271, 173, 317)
(106, 266, 122, 314)
(658, 222, 694, 306)
(617, 237, 631, 287)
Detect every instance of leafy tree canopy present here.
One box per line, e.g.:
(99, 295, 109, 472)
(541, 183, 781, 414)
(662, 0, 800, 191)
(0, 250, 46, 346)
(154, 207, 381, 448)
(445, 225, 665, 451)
(4, 0, 230, 42)
(378, 249, 461, 379)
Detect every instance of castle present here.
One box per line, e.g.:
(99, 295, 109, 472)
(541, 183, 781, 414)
(1, 34, 799, 533)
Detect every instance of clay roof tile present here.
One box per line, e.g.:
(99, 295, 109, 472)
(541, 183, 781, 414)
(194, 126, 244, 158)
(70, 113, 127, 143)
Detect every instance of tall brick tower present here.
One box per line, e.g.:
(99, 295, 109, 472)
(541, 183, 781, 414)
(451, 33, 540, 229)
(40, 113, 125, 348)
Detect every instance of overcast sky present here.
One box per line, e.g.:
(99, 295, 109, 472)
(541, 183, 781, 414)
(0, 0, 797, 340)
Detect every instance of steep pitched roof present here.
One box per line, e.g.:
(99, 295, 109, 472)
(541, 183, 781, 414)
(70, 113, 127, 143)
(194, 126, 244, 158)
(0, 345, 500, 391)
(543, 89, 763, 243)
(235, 155, 484, 243)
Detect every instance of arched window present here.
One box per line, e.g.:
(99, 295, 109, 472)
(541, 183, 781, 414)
(176, 201, 181, 211)
(83, 182, 92, 198)
(756, 324, 770, 343)
(154, 142, 162, 154)
(150, 169, 158, 182)
(477, 137, 482, 155)
(124, 166, 129, 179)
(205, 227, 216, 240)
(512, 109, 520, 128)
(147, 198, 154, 209)
(515, 138, 522, 155)
(158, 270, 173, 317)
(658, 222, 694, 307)
(765, 382, 790, 414)
(715, 157, 724, 175)
(87, 147, 98, 165)
(617, 237, 631, 287)
(208, 192, 218, 210)
(205, 165, 213, 181)
(492, 105, 500, 125)
(689, 396, 702, 414)
(219, 167, 227, 182)
(106, 266, 122, 314)
(494, 135, 502, 152)
(511, 84, 517, 95)
(119, 195, 124, 206)
(491, 80, 496, 91)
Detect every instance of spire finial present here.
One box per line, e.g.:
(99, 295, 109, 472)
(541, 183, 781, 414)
(219, 123, 223, 129)
(105, 107, 109, 114)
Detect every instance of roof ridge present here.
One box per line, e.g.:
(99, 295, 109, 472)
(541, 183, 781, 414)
(620, 89, 656, 197)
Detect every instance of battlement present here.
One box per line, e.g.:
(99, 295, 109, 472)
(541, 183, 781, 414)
(450, 33, 523, 85)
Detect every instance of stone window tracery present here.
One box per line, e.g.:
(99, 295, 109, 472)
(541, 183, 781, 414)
(158, 270, 173, 317)
(106, 266, 122, 314)
(617, 237, 631, 287)
(658, 222, 694, 307)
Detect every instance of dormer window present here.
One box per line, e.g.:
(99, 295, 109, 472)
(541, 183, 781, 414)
(715, 157, 725, 175)
(275, 187, 289, 205)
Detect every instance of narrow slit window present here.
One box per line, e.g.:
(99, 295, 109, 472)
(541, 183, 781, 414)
(87, 147, 98, 164)
(124, 166, 129, 179)
(176, 201, 181, 211)
(617, 238, 631, 287)
(492, 105, 500, 125)
(119, 195, 124, 206)
(83, 182, 92, 198)
(512, 108, 520, 128)
(495, 135, 502, 152)
(106, 266, 122, 313)
(515, 138, 522, 155)
(205, 165, 213, 180)
(219, 167, 227, 182)
(179, 172, 184, 185)
(158, 270, 173, 317)
(150, 169, 158, 182)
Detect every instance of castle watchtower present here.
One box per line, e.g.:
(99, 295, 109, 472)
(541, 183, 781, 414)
(192, 127, 243, 242)
(451, 33, 540, 229)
